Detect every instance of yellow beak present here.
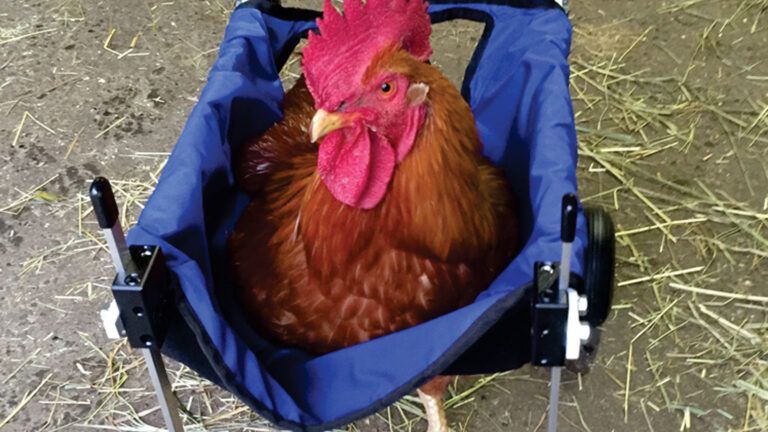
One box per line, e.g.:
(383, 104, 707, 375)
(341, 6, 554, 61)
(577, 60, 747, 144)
(310, 109, 352, 143)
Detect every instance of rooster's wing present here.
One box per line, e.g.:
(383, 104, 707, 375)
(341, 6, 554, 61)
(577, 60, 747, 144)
(236, 76, 316, 195)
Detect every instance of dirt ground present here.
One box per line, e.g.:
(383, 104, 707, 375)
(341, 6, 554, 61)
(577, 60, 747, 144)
(1, 0, 766, 431)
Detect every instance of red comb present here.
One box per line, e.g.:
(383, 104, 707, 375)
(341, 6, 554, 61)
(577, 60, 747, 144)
(303, 0, 432, 107)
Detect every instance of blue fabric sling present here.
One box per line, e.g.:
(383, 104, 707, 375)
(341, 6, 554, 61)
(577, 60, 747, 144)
(126, 1, 586, 430)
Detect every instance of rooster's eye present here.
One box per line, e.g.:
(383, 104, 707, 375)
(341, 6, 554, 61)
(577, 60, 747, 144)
(380, 81, 394, 94)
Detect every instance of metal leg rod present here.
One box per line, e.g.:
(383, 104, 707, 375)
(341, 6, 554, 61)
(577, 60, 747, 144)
(103, 223, 128, 282)
(102, 220, 138, 283)
(142, 348, 184, 432)
(548, 367, 561, 432)
(558, 242, 572, 300)
(548, 242, 572, 432)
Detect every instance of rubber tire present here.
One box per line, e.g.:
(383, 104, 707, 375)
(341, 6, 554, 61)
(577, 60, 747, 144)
(582, 206, 615, 326)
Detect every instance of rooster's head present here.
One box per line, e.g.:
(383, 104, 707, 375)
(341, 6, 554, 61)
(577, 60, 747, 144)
(302, 0, 433, 209)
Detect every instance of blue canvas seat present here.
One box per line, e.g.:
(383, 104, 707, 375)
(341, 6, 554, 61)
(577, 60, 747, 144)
(126, 1, 587, 430)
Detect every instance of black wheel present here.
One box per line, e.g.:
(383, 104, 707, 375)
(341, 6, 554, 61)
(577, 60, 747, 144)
(582, 206, 615, 326)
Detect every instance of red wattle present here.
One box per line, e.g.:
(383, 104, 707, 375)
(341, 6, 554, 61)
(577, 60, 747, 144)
(317, 124, 396, 209)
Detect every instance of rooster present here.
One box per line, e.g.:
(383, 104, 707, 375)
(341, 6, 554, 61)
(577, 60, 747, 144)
(229, 1, 518, 430)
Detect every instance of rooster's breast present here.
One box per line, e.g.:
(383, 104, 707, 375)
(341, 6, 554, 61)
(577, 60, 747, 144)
(230, 191, 482, 354)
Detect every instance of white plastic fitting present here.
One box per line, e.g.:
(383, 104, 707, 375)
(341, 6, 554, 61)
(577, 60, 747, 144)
(101, 300, 122, 340)
(565, 288, 592, 360)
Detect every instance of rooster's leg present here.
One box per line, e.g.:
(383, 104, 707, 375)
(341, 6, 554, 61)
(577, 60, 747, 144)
(417, 375, 451, 432)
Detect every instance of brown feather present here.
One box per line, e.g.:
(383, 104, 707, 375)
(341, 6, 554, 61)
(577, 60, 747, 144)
(229, 51, 517, 354)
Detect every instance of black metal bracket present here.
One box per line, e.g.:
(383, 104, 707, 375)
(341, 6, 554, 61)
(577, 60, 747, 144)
(530, 262, 567, 367)
(111, 245, 174, 349)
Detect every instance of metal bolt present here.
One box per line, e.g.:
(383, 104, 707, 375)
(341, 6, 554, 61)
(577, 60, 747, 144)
(124, 273, 141, 286)
(578, 324, 591, 341)
(578, 295, 588, 315)
(141, 335, 153, 347)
